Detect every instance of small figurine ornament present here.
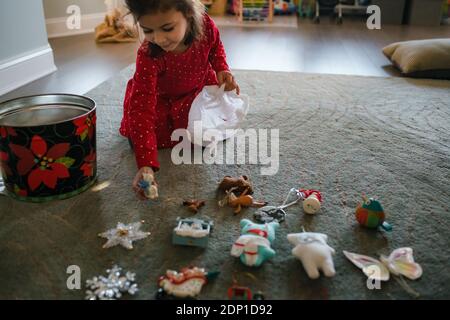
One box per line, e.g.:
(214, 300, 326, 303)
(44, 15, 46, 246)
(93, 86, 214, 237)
(299, 189, 322, 214)
(183, 199, 205, 213)
(172, 217, 213, 248)
(218, 175, 253, 195)
(219, 187, 267, 214)
(156, 267, 219, 299)
(138, 172, 158, 199)
(355, 194, 392, 231)
(287, 231, 336, 279)
(231, 219, 279, 267)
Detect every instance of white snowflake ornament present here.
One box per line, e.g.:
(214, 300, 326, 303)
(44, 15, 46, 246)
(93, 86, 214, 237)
(85, 265, 138, 300)
(98, 221, 150, 249)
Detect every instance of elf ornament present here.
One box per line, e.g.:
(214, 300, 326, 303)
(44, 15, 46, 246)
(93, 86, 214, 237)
(299, 189, 322, 214)
(355, 194, 392, 231)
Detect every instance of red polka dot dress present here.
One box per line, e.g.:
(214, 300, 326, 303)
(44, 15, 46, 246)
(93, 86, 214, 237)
(119, 14, 229, 171)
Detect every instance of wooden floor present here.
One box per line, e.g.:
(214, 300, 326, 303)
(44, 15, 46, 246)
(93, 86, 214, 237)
(1, 15, 449, 102)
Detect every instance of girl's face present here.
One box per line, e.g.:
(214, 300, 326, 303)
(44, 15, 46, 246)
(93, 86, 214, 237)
(139, 9, 189, 53)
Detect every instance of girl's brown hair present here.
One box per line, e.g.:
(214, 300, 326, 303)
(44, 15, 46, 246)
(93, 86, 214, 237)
(125, 0, 205, 57)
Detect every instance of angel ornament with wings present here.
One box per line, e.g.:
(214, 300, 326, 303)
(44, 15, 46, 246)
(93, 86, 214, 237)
(344, 247, 423, 297)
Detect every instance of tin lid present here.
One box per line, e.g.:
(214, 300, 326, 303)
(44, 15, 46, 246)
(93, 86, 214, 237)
(0, 94, 96, 127)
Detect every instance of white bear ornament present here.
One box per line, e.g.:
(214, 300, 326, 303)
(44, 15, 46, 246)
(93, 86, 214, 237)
(287, 232, 336, 279)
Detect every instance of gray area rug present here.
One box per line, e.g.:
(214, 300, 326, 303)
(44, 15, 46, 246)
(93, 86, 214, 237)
(1, 67, 449, 299)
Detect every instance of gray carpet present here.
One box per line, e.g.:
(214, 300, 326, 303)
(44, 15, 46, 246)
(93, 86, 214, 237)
(1, 67, 449, 299)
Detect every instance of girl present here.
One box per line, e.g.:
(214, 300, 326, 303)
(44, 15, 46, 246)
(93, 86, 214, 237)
(120, 0, 239, 199)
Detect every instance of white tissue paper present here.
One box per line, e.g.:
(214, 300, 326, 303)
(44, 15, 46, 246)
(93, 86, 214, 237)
(187, 84, 249, 147)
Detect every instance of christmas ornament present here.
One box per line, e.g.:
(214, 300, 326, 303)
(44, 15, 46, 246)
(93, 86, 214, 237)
(231, 219, 279, 267)
(254, 188, 301, 223)
(138, 172, 158, 199)
(287, 231, 336, 279)
(183, 199, 205, 213)
(85, 265, 138, 300)
(343, 248, 422, 297)
(98, 221, 150, 249)
(355, 194, 392, 231)
(172, 217, 213, 248)
(300, 189, 322, 214)
(156, 266, 219, 299)
(218, 187, 267, 214)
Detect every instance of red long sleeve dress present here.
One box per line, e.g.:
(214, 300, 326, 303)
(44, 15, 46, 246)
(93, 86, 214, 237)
(119, 14, 230, 171)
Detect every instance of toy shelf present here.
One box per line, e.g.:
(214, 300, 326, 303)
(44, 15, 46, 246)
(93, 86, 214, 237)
(237, 0, 274, 22)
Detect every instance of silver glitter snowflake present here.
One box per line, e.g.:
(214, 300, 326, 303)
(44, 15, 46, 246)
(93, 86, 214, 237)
(85, 265, 138, 300)
(98, 221, 150, 249)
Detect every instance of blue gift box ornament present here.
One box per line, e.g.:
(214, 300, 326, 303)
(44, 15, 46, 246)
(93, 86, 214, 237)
(172, 217, 213, 248)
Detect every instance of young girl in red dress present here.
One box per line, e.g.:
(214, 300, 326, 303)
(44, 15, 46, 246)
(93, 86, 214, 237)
(120, 0, 239, 199)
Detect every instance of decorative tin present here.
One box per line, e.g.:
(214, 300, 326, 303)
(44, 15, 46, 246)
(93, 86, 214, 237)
(0, 94, 97, 202)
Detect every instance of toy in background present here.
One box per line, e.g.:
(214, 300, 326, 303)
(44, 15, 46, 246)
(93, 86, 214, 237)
(237, 0, 274, 22)
(355, 194, 392, 231)
(274, 0, 297, 14)
(298, 0, 316, 17)
(95, 0, 138, 43)
(444, 0, 450, 22)
(287, 231, 336, 279)
(183, 199, 205, 213)
(172, 217, 213, 248)
(343, 248, 422, 297)
(138, 172, 158, 199)
(231, 219, 279, 267)
(156, 267, 220, 299)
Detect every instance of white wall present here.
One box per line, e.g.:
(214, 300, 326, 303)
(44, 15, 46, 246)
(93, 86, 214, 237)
(43, 0, 106, 19)
(43, 0, 108, 38)
(0, 0, 56, 96)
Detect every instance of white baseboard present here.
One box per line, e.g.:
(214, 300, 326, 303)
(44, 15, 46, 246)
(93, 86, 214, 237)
(46, 12, 106, 39)
(0, 45, 57, 96)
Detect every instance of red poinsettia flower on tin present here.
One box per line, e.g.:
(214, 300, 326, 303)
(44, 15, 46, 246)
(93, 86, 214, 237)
(80, 150, 96, 177)
(9, 135, 75, 191)
(14, 184, 27, 197)
(73, 113, 96, 141)
(0, 151, 12, 176)
(0, 127, 17, 139)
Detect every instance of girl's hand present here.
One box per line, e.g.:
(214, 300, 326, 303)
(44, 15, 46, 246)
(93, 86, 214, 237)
(132, 166, 158, 200)
(217, 71, 240, 95)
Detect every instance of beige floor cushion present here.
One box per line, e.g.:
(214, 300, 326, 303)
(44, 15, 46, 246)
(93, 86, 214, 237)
(383, 39, 450, 79)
